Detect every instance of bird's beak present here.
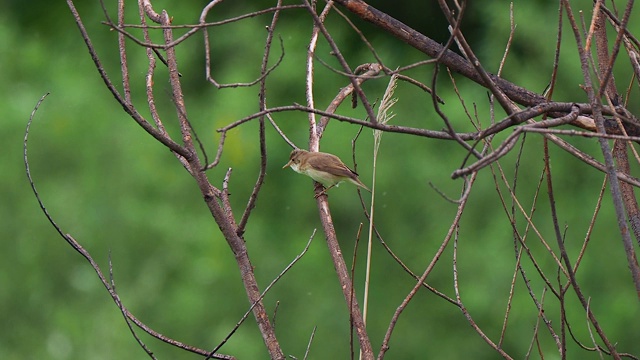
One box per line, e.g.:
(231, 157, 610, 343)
(283, 160, 293, 169)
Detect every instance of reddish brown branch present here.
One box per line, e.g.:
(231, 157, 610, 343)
(144, 3, 285, 356)
(315, 193, 374, 358)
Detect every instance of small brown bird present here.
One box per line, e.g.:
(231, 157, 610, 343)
(283, 149, 370, 193)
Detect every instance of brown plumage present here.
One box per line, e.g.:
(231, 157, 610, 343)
(283, 149, 370, 192)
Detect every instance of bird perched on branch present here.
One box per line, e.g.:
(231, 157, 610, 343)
(283, 149, 370, 195)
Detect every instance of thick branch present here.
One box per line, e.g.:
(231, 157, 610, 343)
(332, 0, 546, 107)
(142, 2, 285, 358)
(315, 187, 374, 359)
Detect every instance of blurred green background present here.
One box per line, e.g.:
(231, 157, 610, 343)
(3, 0, 640, 359)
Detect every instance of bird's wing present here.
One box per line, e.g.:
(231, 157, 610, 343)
(307, 154, 357, 178)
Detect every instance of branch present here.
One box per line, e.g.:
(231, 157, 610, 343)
(66, 0, 189, 158)
(332, 0, 640, 138)
(24, 93, 235, 360)
(236, 1, 283, 236)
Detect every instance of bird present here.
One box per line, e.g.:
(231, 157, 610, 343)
(283, 149, 370, 195)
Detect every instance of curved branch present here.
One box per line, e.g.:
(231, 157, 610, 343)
(24, 93, 235, 360)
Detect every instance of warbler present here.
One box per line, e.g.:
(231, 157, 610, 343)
(283, 149, 370, 193)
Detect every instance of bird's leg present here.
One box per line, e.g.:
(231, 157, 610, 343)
(314, 183, 335, 198)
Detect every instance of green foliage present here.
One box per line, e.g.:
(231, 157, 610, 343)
(3, 0, 640, 359)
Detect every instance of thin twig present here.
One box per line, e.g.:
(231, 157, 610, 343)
(108, 254, 157, 359)
(303, 0, 377, 126)
(206, 230, 316, 358)
(302, 326, 317, 360)
(237, 1, 283, 236)
(68, 0, 189, 158)
(24, 92, 235, 360)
